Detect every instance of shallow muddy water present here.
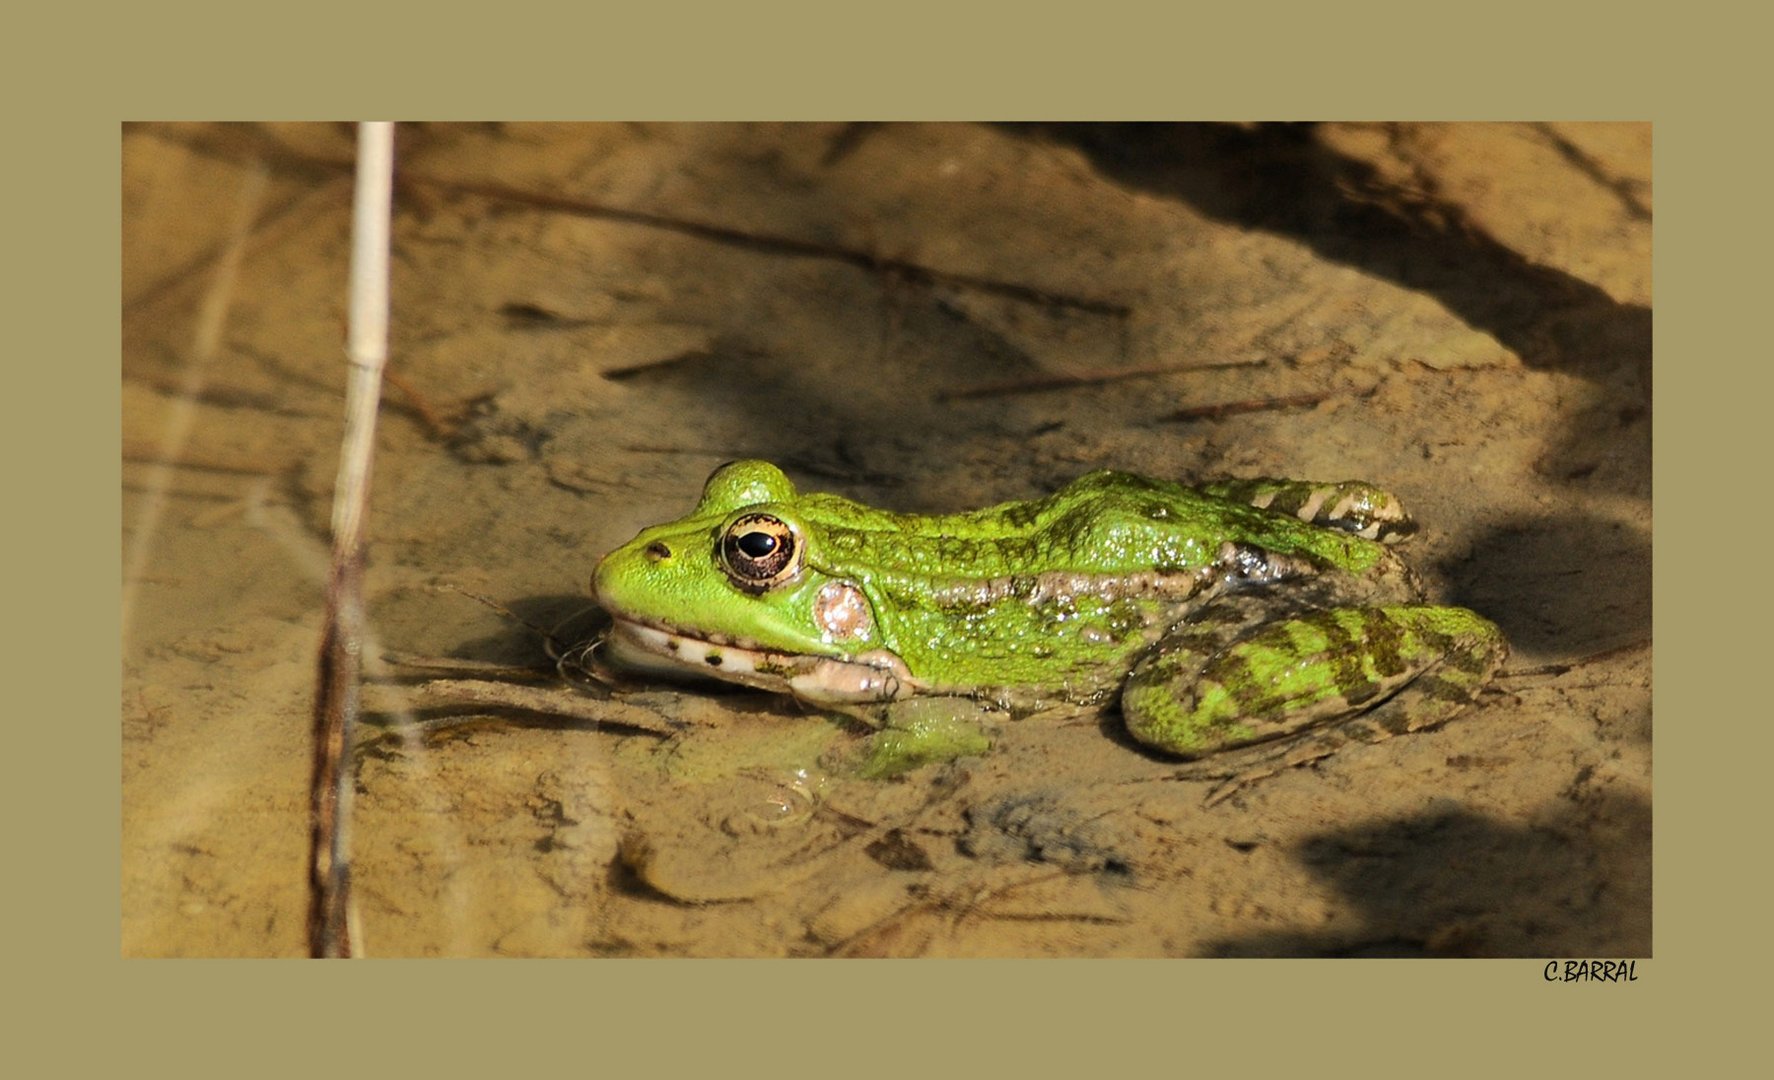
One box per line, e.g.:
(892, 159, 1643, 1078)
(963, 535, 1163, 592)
(122, 121, 1650, 956)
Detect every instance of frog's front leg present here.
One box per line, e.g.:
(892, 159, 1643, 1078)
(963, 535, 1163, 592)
(1120, 604, 1506, 800)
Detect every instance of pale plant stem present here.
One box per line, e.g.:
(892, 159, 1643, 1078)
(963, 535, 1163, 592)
(309, 121, 395, 959)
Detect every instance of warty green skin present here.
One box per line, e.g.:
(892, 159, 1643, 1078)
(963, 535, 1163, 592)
(591, 460, 1506, 760)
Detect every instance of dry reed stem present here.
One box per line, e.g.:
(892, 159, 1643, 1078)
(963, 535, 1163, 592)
(308, 121, 395, 959)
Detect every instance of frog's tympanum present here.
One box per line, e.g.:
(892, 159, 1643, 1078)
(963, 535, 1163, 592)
(592, 460, 1504, 774)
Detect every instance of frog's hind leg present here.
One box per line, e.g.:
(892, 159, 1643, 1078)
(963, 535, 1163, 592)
(1202, 478, 1418, 544)
(1120, 604, 1506, 803)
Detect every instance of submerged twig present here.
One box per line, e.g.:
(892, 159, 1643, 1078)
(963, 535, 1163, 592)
(1495, 638, 1652, 679)
(1163, 390, 1336, 422)
(438, 177, 1132, 318)
(382, 367, 459, 439)
(308, 122, 395, 959)
(936, 360, 1263, 401)
(362, 679, 679, 739)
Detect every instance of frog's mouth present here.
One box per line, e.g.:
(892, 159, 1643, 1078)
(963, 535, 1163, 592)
(602, 618, 811, 689)
(602, 618, 920, 706)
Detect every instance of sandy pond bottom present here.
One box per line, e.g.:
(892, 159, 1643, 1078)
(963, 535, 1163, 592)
(123, 121, 1650, 957)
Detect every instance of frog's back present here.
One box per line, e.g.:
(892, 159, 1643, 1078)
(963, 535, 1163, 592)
(1026, 470, 1386, 575)
(801, 469, 1387, 581)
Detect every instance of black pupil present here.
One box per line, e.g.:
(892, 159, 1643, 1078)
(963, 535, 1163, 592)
(736, 531, 778, 559)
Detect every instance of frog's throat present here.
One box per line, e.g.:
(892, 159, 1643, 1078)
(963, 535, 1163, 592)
(604, 619, 924, 705)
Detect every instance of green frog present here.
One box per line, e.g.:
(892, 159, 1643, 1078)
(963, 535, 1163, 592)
(591, 460, 1505, 781)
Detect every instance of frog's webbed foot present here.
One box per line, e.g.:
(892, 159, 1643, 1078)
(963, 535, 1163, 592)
(1121, 604, 1507, 801)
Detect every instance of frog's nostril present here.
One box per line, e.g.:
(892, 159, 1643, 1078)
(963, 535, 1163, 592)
(644, 541, 671, 561)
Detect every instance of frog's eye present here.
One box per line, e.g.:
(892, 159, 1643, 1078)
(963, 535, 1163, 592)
(719, 513, 801, 592)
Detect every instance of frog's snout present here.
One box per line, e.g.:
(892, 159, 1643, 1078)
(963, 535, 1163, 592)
(592, 534, 673, 609)
(589, 549, 621, 604)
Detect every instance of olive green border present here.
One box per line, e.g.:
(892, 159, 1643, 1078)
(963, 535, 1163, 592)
(36, 0, 1748, 1070)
